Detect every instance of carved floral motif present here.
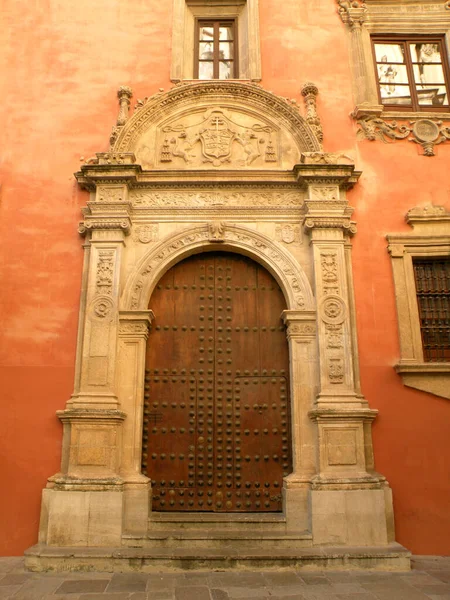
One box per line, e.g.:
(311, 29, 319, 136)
(97, 187, 125, 203)
(356, 116, 450, 156)
(118, 322, 149, 335)
(132, 190, 304, 208)
(209, 221, 226, 242)
(91, 296, 115, 321)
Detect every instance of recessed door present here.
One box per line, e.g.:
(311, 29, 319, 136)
(142, 252, 292, 512)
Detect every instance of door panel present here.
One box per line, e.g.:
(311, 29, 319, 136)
(143, 252, 291, 512)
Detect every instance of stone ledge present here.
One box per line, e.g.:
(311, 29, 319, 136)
(395, 363, 450, 400)
(25, 543, 411, 572)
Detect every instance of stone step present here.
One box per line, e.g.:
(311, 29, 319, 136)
(147, 512, 288, 532)
(124, 529, 313, 549)
(25, 542, 411, 572)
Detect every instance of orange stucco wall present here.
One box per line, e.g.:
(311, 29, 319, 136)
(1, 0, 449, 556)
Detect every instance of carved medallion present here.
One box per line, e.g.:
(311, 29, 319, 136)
(134, 224, 159, 244)
(321, 295, 347, 325)
(275, 224, 302, 245)
(91, 296, 115, 321)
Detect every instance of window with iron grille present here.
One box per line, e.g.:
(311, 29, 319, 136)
(413, 258, 450, 362)
(195, 20, 238, 80)
(372, 36, 450, 111)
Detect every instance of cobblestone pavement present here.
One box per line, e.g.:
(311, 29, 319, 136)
(0, 556, 449, 600)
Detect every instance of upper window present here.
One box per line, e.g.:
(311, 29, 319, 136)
(195, 20, 238, 80)
(372, 37, 450, 111)
(413, 258, 450, 362)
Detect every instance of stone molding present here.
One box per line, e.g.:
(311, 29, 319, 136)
(121, 223, 315, 312)
(387, 203, 450, 399)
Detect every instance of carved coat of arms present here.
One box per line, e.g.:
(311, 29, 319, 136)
(200, 114, 235, 165)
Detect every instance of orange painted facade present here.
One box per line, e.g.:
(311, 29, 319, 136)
(1, 0, 449, 557)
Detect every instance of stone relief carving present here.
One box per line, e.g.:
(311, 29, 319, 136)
(208, 221, 226, 242)
(111, 81, 321, 156)
(132, 189, 304, 208)
(118, 322, 149, 335)
(128, 226, 312, 311)
(134, 225, 159, 244)
(158, 108, 279, 168)
(407, 204, 448, 218)
(96, 251, 115, 296)
(275, 224, 302, 245)
(97, 187, 125, 203)
(301, 152, 354, 165)
(310, 187, 339, 201)
(287, 323, 316, 336)
(319, 251, 347, 385)
(328, 358, 345, 384)
(356, 116, 450, 156)
(91, 296, 115, 321)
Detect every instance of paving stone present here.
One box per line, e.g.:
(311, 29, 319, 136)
(144, 591, 175, 600)
(0, 559, 24, 574)
(13, 577, 66, 599)
(263, 586, 308, 598)
(427, 596, 450, 600)
(175, 586, 211, 600)
(331, 582, 366, 594)
(0, 574, 33, 586)
(77, 594, 132, 600)
(0, 586, 24, 599)
(207, 573, 264, 588)
(401, 572, 447, 585)
(221, 587, 268, 598)
(147, 574, 186, 590)
(211, 590, 229, 600)
(432, 572, 450, 584)
(107, 574, 149, 593)
(335, 595, 377, 600)
(414, 585, 450, 595)
(56, 579, 110, 594)
(181, 574, 211, 587)
(298, 575, 329, 586)
(262, 572, 303, 586)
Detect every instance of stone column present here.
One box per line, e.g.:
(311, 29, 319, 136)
(38, 161, 138, 547)
(117, 311, 153, 537)
(296, 159, 395, 547)
(281, 310, 318, 532)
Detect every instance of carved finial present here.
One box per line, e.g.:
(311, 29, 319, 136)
(117, 86, 133, 126)
(301, 82, 323, 148)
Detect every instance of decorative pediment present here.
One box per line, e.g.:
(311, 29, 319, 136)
(110, 81, 322, 171)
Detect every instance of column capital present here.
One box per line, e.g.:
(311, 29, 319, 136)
(118, 310, 155, 339)
(281, 310, 317, 339)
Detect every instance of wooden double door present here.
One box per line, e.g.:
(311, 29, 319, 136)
(143, 252, 292, 512)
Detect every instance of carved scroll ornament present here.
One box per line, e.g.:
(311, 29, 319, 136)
(356, 115, 450, 156)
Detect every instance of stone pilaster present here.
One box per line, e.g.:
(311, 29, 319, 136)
(296, 159, 394, 546)
(117, 311, 153, 537)
(281, 310, 318, 531)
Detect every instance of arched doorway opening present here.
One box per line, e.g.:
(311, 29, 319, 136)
(142, 251, 292, 512)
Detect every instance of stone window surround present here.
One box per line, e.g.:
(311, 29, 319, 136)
(387, 204, 450, 400)
(339, 0, 450, 121)
(170, 0, 261, 82)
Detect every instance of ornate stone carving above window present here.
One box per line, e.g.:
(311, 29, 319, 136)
(387, 203, 450, 400)
(171, 0, 261, 82)
(336, 0, 450, 153)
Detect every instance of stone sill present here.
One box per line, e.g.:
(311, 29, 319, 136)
(395, 363, 450, 400)
(353, 104, 450, 122)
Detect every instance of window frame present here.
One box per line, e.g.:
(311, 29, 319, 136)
(170, 0, 261, 83)
(387, 206, 450, 400)
(194, 18, 239, 80)
(371, 35, 450, 113)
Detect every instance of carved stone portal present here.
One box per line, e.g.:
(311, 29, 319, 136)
(26, 82, 407, 572)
